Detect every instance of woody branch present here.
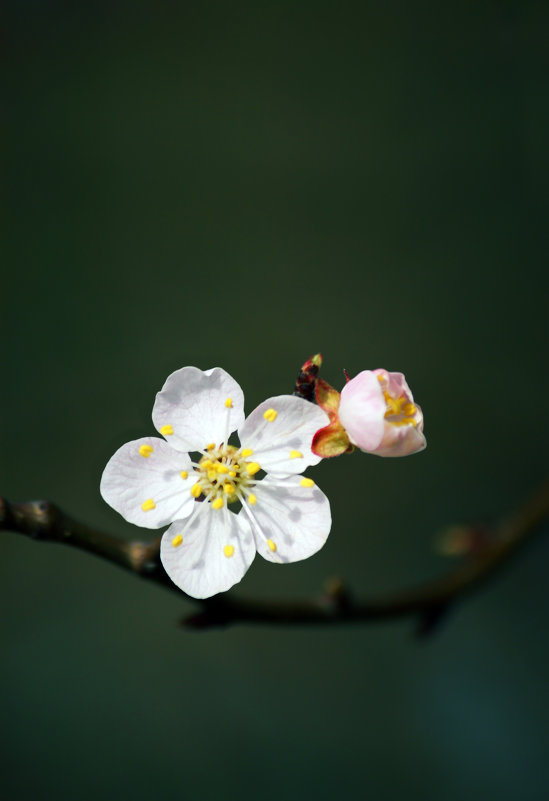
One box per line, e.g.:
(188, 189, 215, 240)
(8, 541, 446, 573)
(2, 477, 548, 632)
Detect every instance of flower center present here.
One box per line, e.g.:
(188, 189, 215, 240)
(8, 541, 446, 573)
(191, 443, 259, 509)
(376, 375, 417, 427)
(383, 391, 417, 427)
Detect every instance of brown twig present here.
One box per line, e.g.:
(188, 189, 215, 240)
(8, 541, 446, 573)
(2, 478, 548, 632)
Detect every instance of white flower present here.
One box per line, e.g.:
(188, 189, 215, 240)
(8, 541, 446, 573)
(100, 366, 332, 599)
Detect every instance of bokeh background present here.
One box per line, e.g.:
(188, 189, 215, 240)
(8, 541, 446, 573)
(3, 2, 548, 799)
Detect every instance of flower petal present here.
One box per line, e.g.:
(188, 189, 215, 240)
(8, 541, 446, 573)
(338, 370, 386, 452)
(241, 474, 332, 563)
(100, 437, 196, 529)
(160, 506, 255, 598)
(376, 406, 427, 457)
(238, 395, 329, 476)
(374, 369, 409, 400)
(152, 366, 245, 452)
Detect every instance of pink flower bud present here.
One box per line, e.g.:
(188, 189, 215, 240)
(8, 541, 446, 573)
(338, 369, 426, 457)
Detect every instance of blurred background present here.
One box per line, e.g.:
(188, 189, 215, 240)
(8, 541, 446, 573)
(3, 1, 548, 799)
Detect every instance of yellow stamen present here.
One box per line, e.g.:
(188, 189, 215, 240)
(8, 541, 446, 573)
(289, 450, 303, 459)
(300, 478, 315, 488)
(225, 397, 233, 408)
(246, 462, 261, 475)
(201, 459, 212, 469)
(207, 469, 217, 481)
(172, 534, 183, 547)
(206, 443, 216, 451)
(216, 463, 229, 474)
(384, 393, 402, 416)
(266, 539, 277, 552)
(224, 544, 235, 558)
(212, 498, 224, 510)
(160, 424, 173, 436)
(139, 444, 153, 458)
(191, 483, 202, 498)
(247, 493, 257, 505)
(241, 448, 253, 458)
(141, 498, 156, 511)
(180, 470, 188, 480)
(263, 408, 278, 422)
(381, 388, 418, 427)
(224, 483, 235, 495)
(229, 471, 237, 478)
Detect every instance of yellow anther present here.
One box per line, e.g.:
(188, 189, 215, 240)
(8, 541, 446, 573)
(216, 463, 229, 473)
(224, 483, 235, 495)
(377, 374, 385, 383)
(300, 478, 315, 488)
(201, 459, 212, 469)
(383, 391, 418, 425)
(180, 470, 188, 480)
(384, 393, 402, 416)
(139, 444, 153, 458)
(246, 462, 261, 475)
(172, 534, 183, 547)
(266, 539, 277, 552)
(241, 448, 253, 458)
(206, 443, 216, 451)
(225, 397, 233, 408)
(160, 424, 173, 436)
(212, 497, 224, 510)
(191, 483, 202, 498)
(207, 469, 218, 481)
(141, 498, 156, 511)
(290, 450, 303, 459)
(247, 493, 257, 505)
(263, 408, 278, 422)
(229, 471, 237, 478)
(224, 544, 235, 558)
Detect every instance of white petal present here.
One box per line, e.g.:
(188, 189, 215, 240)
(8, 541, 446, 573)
(100, 437, 196, 529)
(242, 474, 332, 563)
(238, 395, 329, 476)
(160, 506, 255, 599)
(152, 366, 245, 452)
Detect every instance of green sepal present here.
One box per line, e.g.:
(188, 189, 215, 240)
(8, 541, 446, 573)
(312, 419, 351, 458)
(315, 378, 341, 415)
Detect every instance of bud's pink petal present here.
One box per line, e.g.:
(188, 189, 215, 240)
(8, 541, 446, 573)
(374, 404, 426, 457)
(339, 369, 426, 457)
(338, 370, 386, 451)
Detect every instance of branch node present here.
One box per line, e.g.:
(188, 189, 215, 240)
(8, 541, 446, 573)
(127, 541, 161, 576)
(323, 576, 353, 616)
(13, 499, 61, 539)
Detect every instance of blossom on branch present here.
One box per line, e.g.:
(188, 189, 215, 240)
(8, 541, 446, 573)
(101, 367, 331, 599)
(312, 368, 426, 458)
(339, 369, 426, 457)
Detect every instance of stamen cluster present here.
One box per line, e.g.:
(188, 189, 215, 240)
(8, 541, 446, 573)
(193, 444, 259, 508)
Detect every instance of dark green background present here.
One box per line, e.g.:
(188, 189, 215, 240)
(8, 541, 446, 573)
(3, 2, 548, 799)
